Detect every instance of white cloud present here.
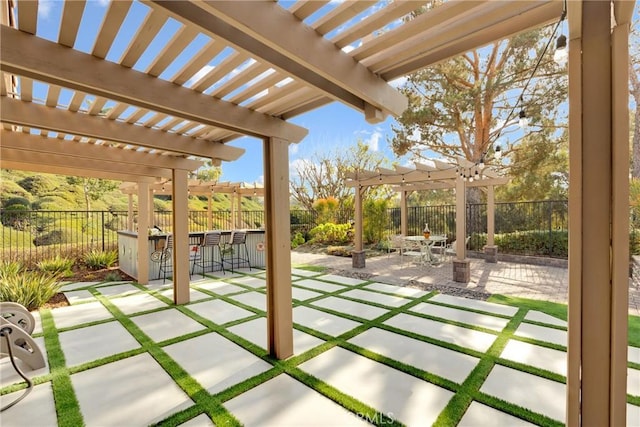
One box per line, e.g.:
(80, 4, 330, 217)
(38, 0, 55, 19)
(289, 158, 312, 178)
(389, 76, 407, 88)
(289, 144, 299, 155)
(256, 175, 264, 185)
(364, 130, 382, 151)
(95, 0, 111, 7)
(185, 65, 215, 88)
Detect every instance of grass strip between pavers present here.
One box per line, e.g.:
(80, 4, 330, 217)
(40, 309, 84, 427)
(18, 271, 637, 426)
(90, 290, 244, 427)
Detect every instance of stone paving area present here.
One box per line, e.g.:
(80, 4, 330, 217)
(291, 251, 640, 316)
(1, 268, 638, 426)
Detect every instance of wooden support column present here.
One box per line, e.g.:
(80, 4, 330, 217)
(486, 185, 495, 246)
(148, 187, 154, 227)
(484, 185, 498, 263)
(400, 189, 408, 236)
(236, 191, 242, 228)
(127, 193, 134, 231)
(352, 185, 365, 268)
(172, 169, 190, 305)
(452, 175, 469, 282)
(136, 182, 150, 285)
(230, 192, 236, 229)
(567, 2, 629, 425)
(207, 194, 213, 230)
(263, 137, 293, 359)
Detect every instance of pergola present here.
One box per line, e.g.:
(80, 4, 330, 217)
(346, 158, 509, 280)
(119, 180, 265, 230)
(0, 1, 634, 423)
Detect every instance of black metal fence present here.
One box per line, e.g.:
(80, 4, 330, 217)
(0, 200, 570, 266)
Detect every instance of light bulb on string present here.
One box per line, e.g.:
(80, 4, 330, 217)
(494, 145, 502, 160)
(554, 34, 568, 66)
(518, 109, 528, 130)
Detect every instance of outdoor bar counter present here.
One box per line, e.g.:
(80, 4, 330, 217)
(117, 229, 266, 280)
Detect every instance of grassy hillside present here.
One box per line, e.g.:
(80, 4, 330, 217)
(0, 170, 264, 212)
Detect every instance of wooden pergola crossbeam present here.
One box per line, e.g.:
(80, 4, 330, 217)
(0, 26, 308, 143)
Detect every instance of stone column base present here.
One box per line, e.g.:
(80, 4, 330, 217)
(452, 259, 470, 283)
(352, 250, 366, 269)
(484, 245, 498, 263)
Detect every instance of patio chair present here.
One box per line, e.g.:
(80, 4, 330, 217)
(192, 231, 225, 277)
(387, 234, 405, 258)
(222, 230, 252, 272)
(158, 234, 173, 283)
(444, 236, 470, 260)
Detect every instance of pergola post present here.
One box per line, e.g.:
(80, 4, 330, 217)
(171, 169, 190, 305)
(400, 189, 408, 236)
(352, 185, 365, 268)
(484, 184, 498, 263)
(236, 189, 242, 228)
(453, 175, 469, 282)
(148, 187, 154, 227)
(263, 137, 293, 359)
(566, 2, 630, 425)
(207, 194, 213, 230)
(136, 181, 150, 285)
(127, 193, 134, 231)
(230, 191, 236, 229)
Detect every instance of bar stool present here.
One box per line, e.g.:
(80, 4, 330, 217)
(222, 230, 251, 272)
(158, 234, 173, 283)
(192, 231, 225, 277)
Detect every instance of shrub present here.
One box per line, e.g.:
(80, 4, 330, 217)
(83, 249, 118, 270)
(469, 230, 569, 258)
(33, 229, 73, 246)
(37, 256, 74, 277)
(364, 199, 388, 244)
(291, 232, 305, 249)
(103, 271, 124, 282)
(313, 197, 339, 224)
(0, 261, 61, 311)
(309, 223, 352, 244)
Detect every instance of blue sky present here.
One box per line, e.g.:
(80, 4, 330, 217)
(25, 0, 409, 186)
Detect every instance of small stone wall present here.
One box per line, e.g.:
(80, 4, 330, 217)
(467, 250, 568, 268)
(632, 256, 640, 288)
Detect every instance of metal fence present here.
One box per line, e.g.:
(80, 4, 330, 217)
(0, 200, 570, 265)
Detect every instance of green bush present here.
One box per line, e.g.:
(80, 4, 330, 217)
(37, 256, 74, 277)
(83, 249, 118, 270)
(469, 230, 569, 258)
(363, 199, 388, 244)
(291, 232, 305, 249)
(309, 223, 352, 245)
(0, 261, 61, 311)
(33, 229, 73, 246)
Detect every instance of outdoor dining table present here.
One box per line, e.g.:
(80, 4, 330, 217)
(403, 235, 448, 265)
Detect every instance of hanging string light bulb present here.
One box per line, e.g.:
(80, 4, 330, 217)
(518, 109, 528, 130)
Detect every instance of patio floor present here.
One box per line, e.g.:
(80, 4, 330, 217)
(1, 263, 639, 426)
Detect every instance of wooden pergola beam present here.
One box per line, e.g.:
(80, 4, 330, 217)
(0, 130, 203, 171)
(0, 160, 157, 183)
(0, 25, 308, 142)
(0, 147, 172, 179)
(1, 97, 244, 161)
(149, 0, 407, 122)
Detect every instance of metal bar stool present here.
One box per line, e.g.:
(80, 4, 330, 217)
(192, 231, 225, 277)
(222, 230, 251, 272)
(158, 234, 173, 283)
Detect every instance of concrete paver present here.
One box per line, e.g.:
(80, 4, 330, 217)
(130, 309, 207, 343)
(163, 332, 272, 394)
(59, 321, 140, 367)
(187, 299, 255, 324)
(299, 346, 454, 427)
(228, 317, 324, 355)
(294, 306, 361, 336)
(224, 374, 368, 426)
(385, 313, 498, 352)
(410, 302, 510, 332)
(348, 327, 479, 384)
(460, 402, 537, 426)
(311, 296, 388, 320)
(481, 365, 566, 422)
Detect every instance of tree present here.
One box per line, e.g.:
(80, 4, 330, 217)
(66, 177, 118, 211)
(290, 140, 393, 213)
(193, 161, 222, 183)
(391, 21, 568, 202)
